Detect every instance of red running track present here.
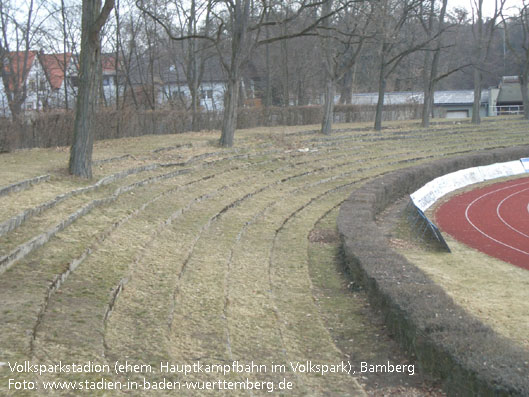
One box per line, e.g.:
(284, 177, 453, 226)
(435, 176, 529, 271)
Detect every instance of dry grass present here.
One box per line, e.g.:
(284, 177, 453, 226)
(1, 117, 529, 395)
(403, 238, 529, 349)
(309, 208, 445, 396)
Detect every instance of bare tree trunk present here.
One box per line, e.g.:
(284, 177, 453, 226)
(319, 0, 334, 134)
(374, 77, 385, 131)
(422, 47, 441, 128)
(421, 0, 437, 128)
(114, 0, 120, 111)
(69, 0, 114, 178)
(114, 0, 121, 137)
(8, 100, 24, 122)
(321, 78, 335, 135)
(470, 0, 503, 124)
(61, 0, 69, 110)
(281, 18, 289, 106)
(188, 40, 200, 129)
(503, 4, 529, 120)
(339, 68, 353, 104)
(421, 39, 433, 128)
(375, 47, 387, 131)
(521, 69, 529, 120)
(187, 0, 200, 131)
(264, 25, 272, 107)
(190, 87, 199, 130)
(219, 75, 239, 147)
(472, 67, 482, 124)
(422, 88, 433, 127)
(238, 79, 247, 107)
(218, 0, 248, 147)
(297, 78, 307, 106)
(1, 54, 30, 121)
(69, 9, 100, 177)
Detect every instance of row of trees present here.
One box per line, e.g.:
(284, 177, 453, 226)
(1, 0, 529, 177)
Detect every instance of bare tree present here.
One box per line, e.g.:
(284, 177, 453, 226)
(173, 0, 212, 130)
(117, 1, 144, 109)
(319, 0, 373, 134)
(419, 0, 470, 126)
(280, 3, 291, 106)
(42, 0, 81, 111)
(138, 0, 345, 147)
(0, 0, 44, 120)
(420, 0, 448, 127)
(251, 10, 323, 107)
(69, 0, 115, 178)
(59, 0, 74, 110)
(502, 1, 529, 120)
(216, 0, 251, 147)
(373, 0, 434, 131)
(470, 0, 505, 124)
(113, 0, 121, 112)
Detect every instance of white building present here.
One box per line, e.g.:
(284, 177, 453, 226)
(0, 51, 122, 117)
(158, 61, 227, 111)
(0, 51, 43, 117)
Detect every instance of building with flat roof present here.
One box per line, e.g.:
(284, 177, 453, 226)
(350, 89, 490, 119)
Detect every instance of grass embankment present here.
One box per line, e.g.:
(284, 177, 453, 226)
(0, 118, 527, 395)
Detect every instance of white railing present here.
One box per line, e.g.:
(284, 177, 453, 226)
(494, 105, 524, 115)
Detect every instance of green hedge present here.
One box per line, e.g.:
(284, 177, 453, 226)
(337, 145, 529, 396)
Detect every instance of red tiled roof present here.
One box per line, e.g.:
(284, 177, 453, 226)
(39, 53, 72, 90)
(101, 54, 118, 73)
(2, 51, 37, 91)
(68, 54, 119, 75)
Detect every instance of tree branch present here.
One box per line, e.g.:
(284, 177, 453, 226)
(93, 0, 115, 34)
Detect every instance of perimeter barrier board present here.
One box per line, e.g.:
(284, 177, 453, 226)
(410, 167, 484, 211)
(405, 200, 451, 252)
(411, 158, 528, 211)
(478, 160, 525, 181)
(520, 157, 529, 172)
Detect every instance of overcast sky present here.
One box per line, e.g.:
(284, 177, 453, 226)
(449, 0, 526, 17)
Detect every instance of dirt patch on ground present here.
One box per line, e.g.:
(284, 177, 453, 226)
(308, 209, 445, 396)
(308, 228, 340, 244)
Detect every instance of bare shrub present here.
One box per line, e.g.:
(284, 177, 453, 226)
(0, 103, 421, 152)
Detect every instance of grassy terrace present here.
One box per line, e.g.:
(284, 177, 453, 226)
(0, 118, 527, 396)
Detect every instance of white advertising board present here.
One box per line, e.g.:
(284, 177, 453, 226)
(411, 167, 484, 211)
(478, 160, 525, 181)
(410, 181, 441, 211)
(411, 158, 528, 211)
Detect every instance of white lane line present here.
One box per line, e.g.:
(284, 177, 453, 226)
(464, 180, 529, 257)
(496, 187, 529, 239)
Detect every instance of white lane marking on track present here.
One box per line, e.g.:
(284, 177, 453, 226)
(465, 180, 529, 257)
(496, 187, 529, 239)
